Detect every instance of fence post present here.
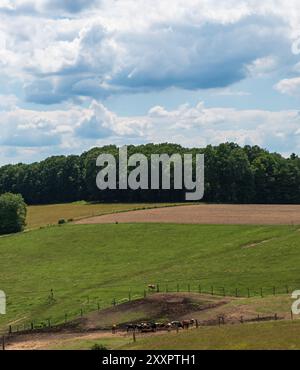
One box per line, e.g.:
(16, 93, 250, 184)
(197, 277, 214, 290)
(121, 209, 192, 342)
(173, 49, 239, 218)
(128, 291, 131, 301)
(156, 284, 160, 293)
(240, 316, 244, 324)
(166, 284, 168, 293)
(133, 329, 136, 343)
(31, 322, 34, 331)
(144, 290, 147, 298)
(188, 284, 191, 293)
(247, 288, 250, 298)
(80, 308, 83, 317)
(286, 285, 289, 294)
(97, 303, 100, 312)
(198, 285, 201, 294)
(291, 310, 294, 320)
(48, 318, 51, 328)
(177, 284, 179, 292)
(65, 313, 68, 324)
(2, 336, 5, 351)
(8, 325, 12, 335)
(274, 313, 278, 321)
(235, 288, 238, 298)
(260, 288, 263, 298)
(50, 289, 54, 300)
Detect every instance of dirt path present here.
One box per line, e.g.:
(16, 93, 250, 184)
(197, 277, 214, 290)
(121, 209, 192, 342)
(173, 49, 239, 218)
(75, 204, 300, 225)
(5, 331, 125, 350)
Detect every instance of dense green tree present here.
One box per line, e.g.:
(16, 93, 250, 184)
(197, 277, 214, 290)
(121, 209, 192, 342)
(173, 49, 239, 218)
(0, 193, 27, 234)
(0, 143, 299, 204)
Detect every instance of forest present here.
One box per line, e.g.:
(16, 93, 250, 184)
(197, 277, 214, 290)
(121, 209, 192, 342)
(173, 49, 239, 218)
(0, 142, 299, 204)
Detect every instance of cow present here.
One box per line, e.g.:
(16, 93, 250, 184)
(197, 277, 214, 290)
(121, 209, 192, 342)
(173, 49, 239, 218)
(155, 322, 167, 330)
(126, 324, 138, 332)
(170, 321, 183, 329)
(182, 320, 194, 329)
(138, 322, 157, 332)
(182, 320, 191, 329)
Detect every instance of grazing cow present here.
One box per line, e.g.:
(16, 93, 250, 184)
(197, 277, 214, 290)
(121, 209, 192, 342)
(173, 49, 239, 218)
(138, 322, 157, 332)
(182, 319, 196, 329)
(171, 321, 183, 329)
(126, 324, 138, 332)
(182, 320, 191, 329)
(155, 322, 167, 330)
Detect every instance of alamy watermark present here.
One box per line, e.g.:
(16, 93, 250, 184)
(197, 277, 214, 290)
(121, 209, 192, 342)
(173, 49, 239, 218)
(96, 146, 204, 201)
(292, 290, 300, 315)
(0, 290, 6, 315)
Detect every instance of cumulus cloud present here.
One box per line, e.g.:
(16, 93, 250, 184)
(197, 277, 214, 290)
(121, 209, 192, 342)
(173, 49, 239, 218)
(246, 56, 279, 77)
(0, 0, 296, 104)
(275, 77, 300, 96)
(43, 0, 99, 14)
(75, 101, 115, 139)
(0, 0, 100, 15)
(0, 100, 299, 164)
(0, 1, 300, 163)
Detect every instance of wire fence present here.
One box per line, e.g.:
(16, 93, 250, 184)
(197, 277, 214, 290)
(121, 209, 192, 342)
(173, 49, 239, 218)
(0, 280, 299, 338)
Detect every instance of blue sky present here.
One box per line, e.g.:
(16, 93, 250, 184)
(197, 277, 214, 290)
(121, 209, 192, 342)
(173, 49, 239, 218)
(0, 0, 300, 164)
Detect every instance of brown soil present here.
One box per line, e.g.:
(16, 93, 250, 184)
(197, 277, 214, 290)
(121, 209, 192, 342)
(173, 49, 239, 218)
(74, 204, 300, 225)
(77, 293, 230, 330)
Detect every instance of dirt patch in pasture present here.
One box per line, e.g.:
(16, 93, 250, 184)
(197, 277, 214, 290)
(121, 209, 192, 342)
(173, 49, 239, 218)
(74, 204, 300, 225)
(77, 293, 229, 330)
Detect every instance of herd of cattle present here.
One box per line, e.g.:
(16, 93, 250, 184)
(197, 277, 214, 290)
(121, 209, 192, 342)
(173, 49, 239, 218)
(126, 319, 198, 333)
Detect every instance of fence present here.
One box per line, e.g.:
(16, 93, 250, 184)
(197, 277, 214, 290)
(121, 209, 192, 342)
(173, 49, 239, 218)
(1, 310, 298, 350)
(0, 280, 299, 339)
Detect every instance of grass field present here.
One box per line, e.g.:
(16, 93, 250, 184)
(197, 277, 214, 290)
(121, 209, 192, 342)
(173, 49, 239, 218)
(0, 223, 300, 332)
(123, 320, 300, 350)
(26, 201, 185, 229)
(15, 319, 300, 350)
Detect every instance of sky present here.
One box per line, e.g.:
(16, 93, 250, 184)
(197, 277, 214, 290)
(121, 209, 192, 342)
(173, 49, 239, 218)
(0, 0, 300, 165)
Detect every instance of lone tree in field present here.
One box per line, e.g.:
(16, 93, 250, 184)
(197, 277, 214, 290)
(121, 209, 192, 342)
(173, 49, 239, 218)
(0, 193, 27, 235)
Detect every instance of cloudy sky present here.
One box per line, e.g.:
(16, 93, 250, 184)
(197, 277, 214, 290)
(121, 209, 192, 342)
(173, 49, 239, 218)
(0, 0, 300, 164)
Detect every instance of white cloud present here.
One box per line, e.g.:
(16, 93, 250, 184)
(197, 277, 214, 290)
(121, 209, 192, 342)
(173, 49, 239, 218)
(210, 88, 251, 96)
(0, 1, 300, 164)
(275, 77, 300, 96)
(246, 56, 278, 77)
(0, 94, 19, 110)
(0, 0, 295, 104)
(0, 100, 299, 165)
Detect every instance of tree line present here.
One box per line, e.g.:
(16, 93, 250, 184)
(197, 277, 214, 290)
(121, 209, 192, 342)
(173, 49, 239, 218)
(0, 142, 299, 204)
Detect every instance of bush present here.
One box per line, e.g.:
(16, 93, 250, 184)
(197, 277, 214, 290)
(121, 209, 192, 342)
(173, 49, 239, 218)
(91, 343, 108, 350)
(0, 193, 27, 235)
(58, 219, 66, 225)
